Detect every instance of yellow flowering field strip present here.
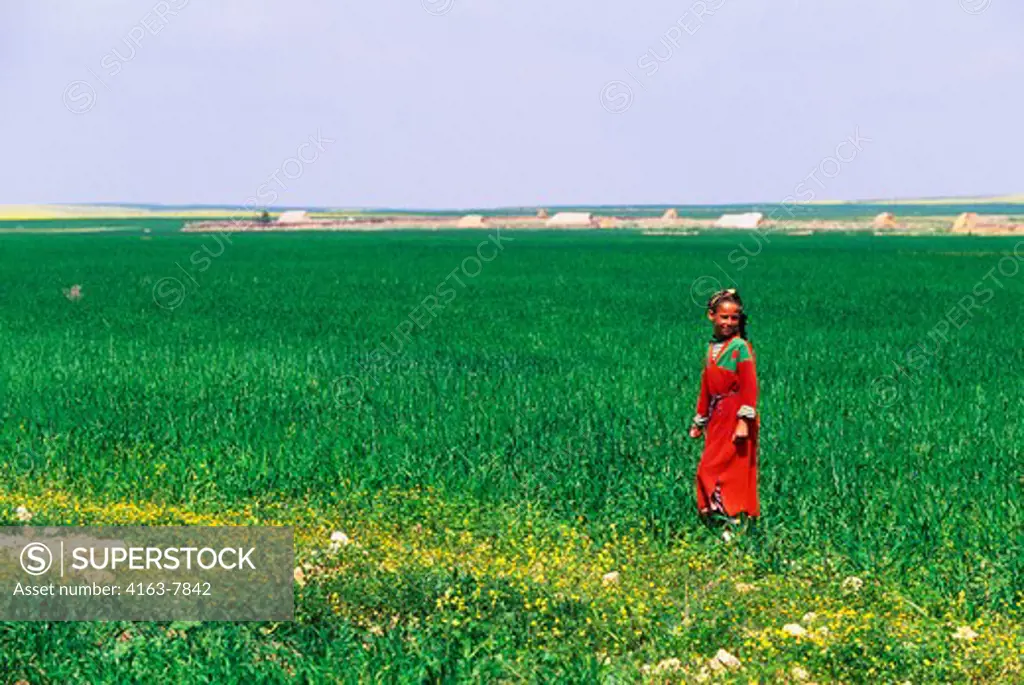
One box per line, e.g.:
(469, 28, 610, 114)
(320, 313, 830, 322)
(2, 486, 1020, 682)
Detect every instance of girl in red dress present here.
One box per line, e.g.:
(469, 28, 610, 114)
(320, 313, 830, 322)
(688, 289, 760, 521)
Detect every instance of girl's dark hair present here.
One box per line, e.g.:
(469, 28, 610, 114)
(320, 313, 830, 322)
(707, 288, 749, 340)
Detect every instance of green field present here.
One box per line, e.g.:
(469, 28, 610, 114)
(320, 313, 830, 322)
(0, 230, 1021, 682)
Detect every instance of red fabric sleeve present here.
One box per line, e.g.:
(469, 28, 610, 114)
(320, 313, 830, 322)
(695, 366, 710, 419)
(736, 345, 758, 419)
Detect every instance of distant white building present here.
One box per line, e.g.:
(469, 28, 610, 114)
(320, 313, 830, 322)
(714, 212, 764, 229)
(546, 212, 596, 228)
(277, 210, 310, 224)
(872, 212, 897, 229)
(457, 214, 488, 228)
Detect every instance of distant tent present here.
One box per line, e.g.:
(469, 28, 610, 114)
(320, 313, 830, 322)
(536, 208, 550, 219)
(661, 208, 679, 220)
(457, 214, 488, 228)
(714, 212, 764, 229)
(951, 212, 978, 233)
(277, 210, 309, 224)
(546, 212, 596, 228)
(872, 212, 898, 229)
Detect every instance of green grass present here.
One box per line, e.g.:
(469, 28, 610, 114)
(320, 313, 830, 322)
(0, 230, 1021, 681)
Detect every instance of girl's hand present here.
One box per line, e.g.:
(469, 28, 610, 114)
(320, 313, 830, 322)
(689, 425, 703, 439)
(733, 419, 749, 442)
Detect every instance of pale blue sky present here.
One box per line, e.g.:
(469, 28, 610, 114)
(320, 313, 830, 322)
(2, 1, 1022, 208)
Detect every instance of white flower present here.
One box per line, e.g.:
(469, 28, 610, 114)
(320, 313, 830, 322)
(783, 623, 808, 637)
(791, 665, 810, 681)
(642, 658, 682, 675)
(721, 530, 733, 542)
(15, 506, 33, 522)
(328, 531, 352, 552)
(601, 571, 620, 585)
(841, 575, 864, 592)
(952, 626, 978, 641)
(734, 582, 757, 593)
(802, 611, 818, 624)
(708, 648, 741, 672)
(655, 658, 682, 673)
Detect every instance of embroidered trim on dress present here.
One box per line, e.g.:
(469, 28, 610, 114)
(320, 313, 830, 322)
(709, 484, 725, 514)
(737, 405, 756, 419)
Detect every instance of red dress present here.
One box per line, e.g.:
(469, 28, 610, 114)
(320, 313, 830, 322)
(693, 336, 760, 518)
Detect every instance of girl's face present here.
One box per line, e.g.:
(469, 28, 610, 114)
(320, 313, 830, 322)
(708, 301, 741, 339)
